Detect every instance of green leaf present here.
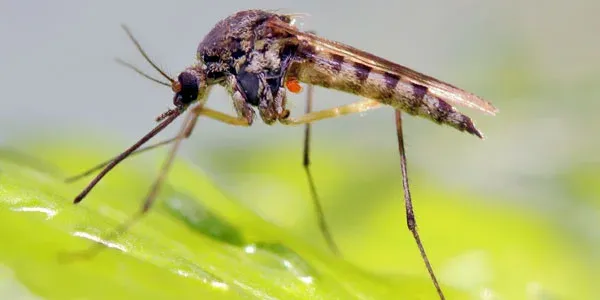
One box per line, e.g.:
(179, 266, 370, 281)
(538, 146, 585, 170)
(0, 143, 465, 300)
(0, 141, 594, 299)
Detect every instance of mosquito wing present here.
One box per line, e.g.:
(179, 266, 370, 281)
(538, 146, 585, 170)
(268, 18, 498, 115)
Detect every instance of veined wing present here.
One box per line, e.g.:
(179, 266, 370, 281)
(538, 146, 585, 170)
(268, 18, 498, 115)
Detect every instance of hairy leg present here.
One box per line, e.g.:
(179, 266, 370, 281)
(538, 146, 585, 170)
(66, 107, 251, 183)
(300, 84, 340, 255)
(394, 110, 445, 299)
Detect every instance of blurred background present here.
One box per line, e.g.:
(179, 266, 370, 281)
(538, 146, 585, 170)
(1, 0, 599, 299)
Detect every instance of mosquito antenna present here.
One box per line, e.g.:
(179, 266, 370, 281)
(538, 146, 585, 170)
(121, 24, 174, 84)
(72, 106, 184, 204)
(115, 58, 170, 87)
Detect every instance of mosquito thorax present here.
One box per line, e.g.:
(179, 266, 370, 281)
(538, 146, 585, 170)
(172, 69, 207, 106)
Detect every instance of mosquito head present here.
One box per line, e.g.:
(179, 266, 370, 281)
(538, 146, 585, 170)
(171, 69, 207, 107)
(118, 24, 208, 110)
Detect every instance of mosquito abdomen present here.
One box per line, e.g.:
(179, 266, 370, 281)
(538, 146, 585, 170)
(290, 48, 483, 138)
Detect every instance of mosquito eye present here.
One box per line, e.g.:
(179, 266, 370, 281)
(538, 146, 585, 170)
(174, 72, 199, 105)
(236, 69, 259, 106)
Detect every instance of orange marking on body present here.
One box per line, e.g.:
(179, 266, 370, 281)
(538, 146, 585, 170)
(285, 78, 303, 93)
(171, 81, 181, 93)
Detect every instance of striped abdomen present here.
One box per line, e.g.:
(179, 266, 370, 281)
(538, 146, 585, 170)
(287, 47, 483, 138)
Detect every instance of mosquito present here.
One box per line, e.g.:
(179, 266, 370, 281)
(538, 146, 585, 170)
(66, 9, 498, 300)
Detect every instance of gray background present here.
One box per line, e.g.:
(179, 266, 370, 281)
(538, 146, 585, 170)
(1, 0, 599, 197)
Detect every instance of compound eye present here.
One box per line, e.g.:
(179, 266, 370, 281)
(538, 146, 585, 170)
(173, 72, 199, 105)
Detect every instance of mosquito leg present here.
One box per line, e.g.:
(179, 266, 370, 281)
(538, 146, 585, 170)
(71, 76, 250, 202)
(65, 107, 250, 183)
(299, 84, 341, 255)
(296, 29, 341, 254)
(131, 106, 250, 217)
(394, 110, 445, 300)
(72, 109, 185, 204)
(64, 109, 195, 260)
(279, 98, 382, 126)
(66, 130, 192, 184)
(67, 105, 251, 259)
(279, 98, 381, 254)
(195, 106, 253, 126)
(128, 102, 250, 235)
